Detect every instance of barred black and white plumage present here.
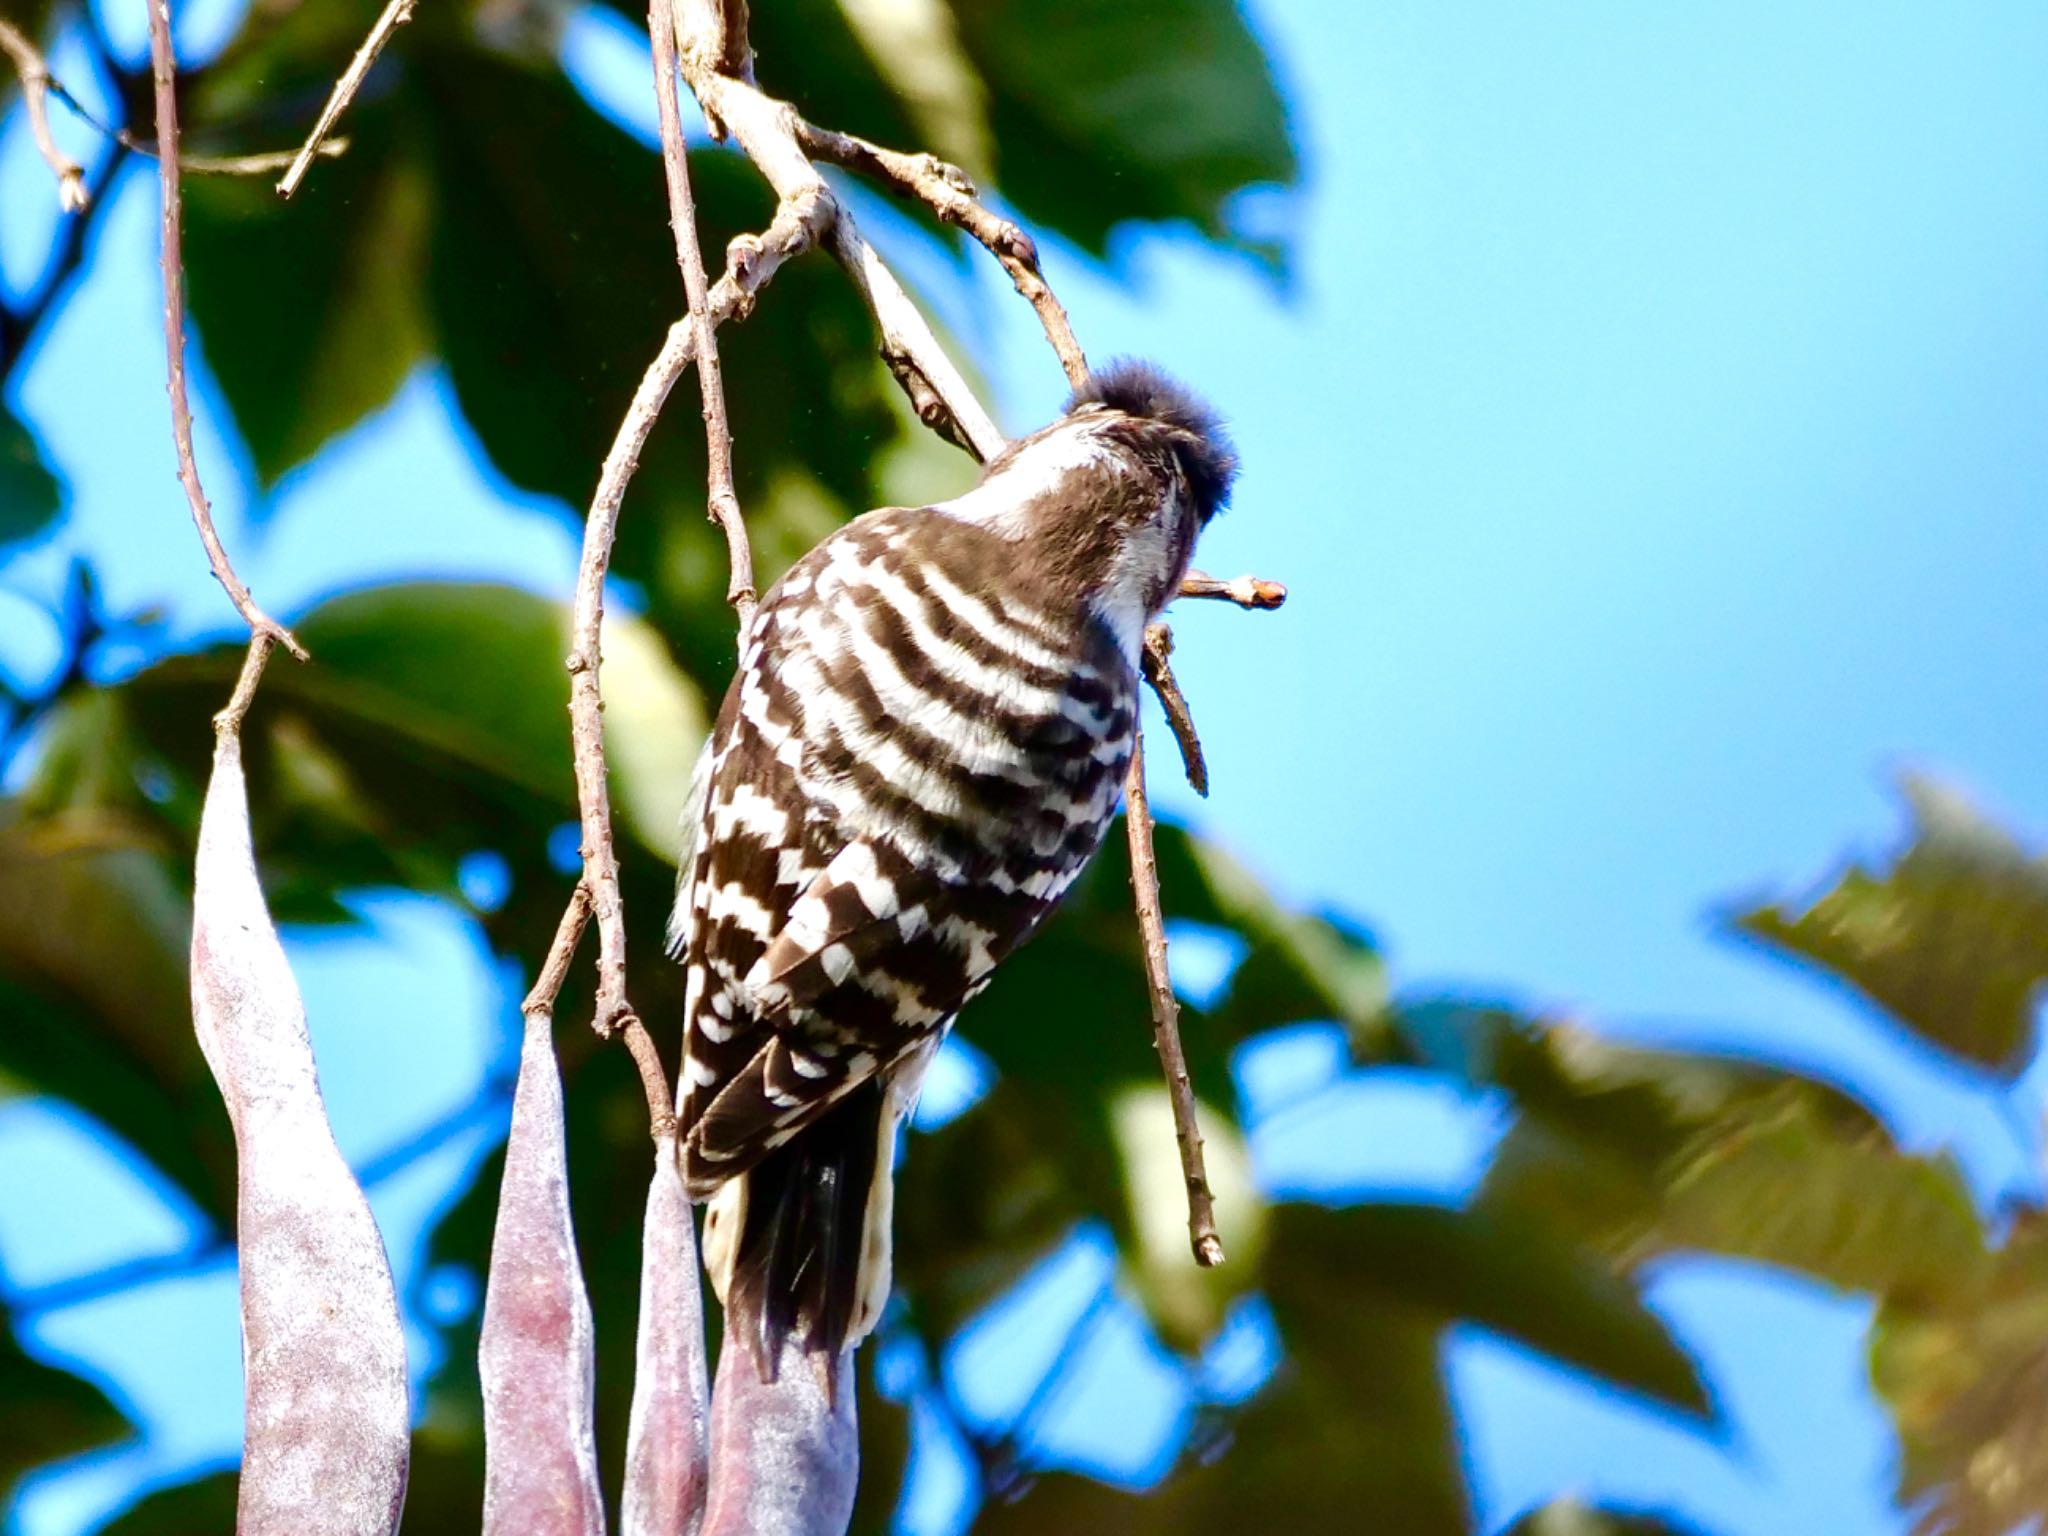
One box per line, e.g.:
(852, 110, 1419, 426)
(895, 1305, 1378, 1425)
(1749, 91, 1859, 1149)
(668, 360, 1238, 1376)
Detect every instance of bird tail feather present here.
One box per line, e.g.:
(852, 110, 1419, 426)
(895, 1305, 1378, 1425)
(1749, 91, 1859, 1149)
(703, 1078, 898, 1379)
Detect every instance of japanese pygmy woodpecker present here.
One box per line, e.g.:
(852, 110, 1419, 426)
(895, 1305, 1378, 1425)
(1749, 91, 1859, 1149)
(668, 360, 1238, 1376)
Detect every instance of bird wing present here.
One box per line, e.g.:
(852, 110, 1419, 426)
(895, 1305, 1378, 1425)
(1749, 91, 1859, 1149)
(683, 827, 1049, 1184)
(675, 505, 1135, 1194)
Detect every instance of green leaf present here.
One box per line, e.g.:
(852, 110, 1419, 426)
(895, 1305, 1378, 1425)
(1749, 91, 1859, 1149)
(0, 807, 235, 1223)
(0, 1321, 132, 1495)
(944, 846, 1263, 1324)
(1870, 1214, 2048, 1536)
(1170, 1279, 1469, 1536)
(1109, 1080, 1264, 1346)
(895, 1079, 1104, 1342)
(184, 104, 428, 486)
(416, 47, 680, 518)
(1271, 1202, 1715, 1422)
(0, 406, 62, 548)
(47, 582, 705, 905)
(1730, 775, 2048, 1077)
(947, 0, 1298, 266)
(1471, 1018, 1990, 1306)
(944, 1198, 1703, 1534)
(0, 579, 705, 1227)
(846, 1350, 912, 1536)
(972, 1289, 1468, 1536)
(412, 47, 915, 697)
(95, 1469, 238, 1534)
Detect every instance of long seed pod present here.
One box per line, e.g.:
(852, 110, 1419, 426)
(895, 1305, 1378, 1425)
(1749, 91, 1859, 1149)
(480, 1010, 606, 1535)
(191, 729, 409, 1534)
(700, 1320, 857, 1536)
(621, 1131, 711, 1536)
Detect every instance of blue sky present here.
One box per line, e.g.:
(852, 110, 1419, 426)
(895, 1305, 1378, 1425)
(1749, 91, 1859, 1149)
(6, 1, 2048, 1532)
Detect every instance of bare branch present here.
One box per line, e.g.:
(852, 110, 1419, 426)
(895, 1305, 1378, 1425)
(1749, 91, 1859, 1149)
(549, 347, 664, 1012)
(0, 18, 86, 211)
(521, 884, 593, 1020)
(145, 3, 305, 662)
(213, 631, 278, 738)
(829, 216, 1005, 461)
(622, 1016, 678, 1136)
(797, 124, 1089, 391)
(675, 62, 1005, 461)
(565, 444, 655, 1051)
(1178, 569, 1289, 610)
(1140, 624, 1206, 798)
(275, 0, 414, 198)
(1124, 736, 1224, 1268)
(43, 73, 347, 176)
(193, 141, 351, 175)
(676, 0, 752, 79)
(651, 0, 755, 624)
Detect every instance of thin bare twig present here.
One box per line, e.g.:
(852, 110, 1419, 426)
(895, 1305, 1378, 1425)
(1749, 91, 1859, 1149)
(1141, 624, 1206, 798)
(43, 75, 347, 176)
(520, 884, 592, 1020)
(1124, 735, 1224, 1267)
(651, 0, 755, 625)
(797, 123, 1089, 391)
(1178, 569, 1289, 610)
(674, 61, 1005, 461)
(829, 216, 1004, 460)
(566, 511, 641, 1052)
(192, 142, 351, 176)
(213, 633, 278, 737)
(0, 18, 86, 212)
(274, 0, 413, 198)
(620, 1017, 677, 1135)
(147, 0, 305, 666)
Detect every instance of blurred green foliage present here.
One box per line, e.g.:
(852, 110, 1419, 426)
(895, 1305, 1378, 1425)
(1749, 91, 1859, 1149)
(1, 2, 2043, 1533)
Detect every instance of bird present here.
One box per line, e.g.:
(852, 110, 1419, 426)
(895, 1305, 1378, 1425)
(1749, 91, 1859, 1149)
(667, 359, 1238, 1377)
